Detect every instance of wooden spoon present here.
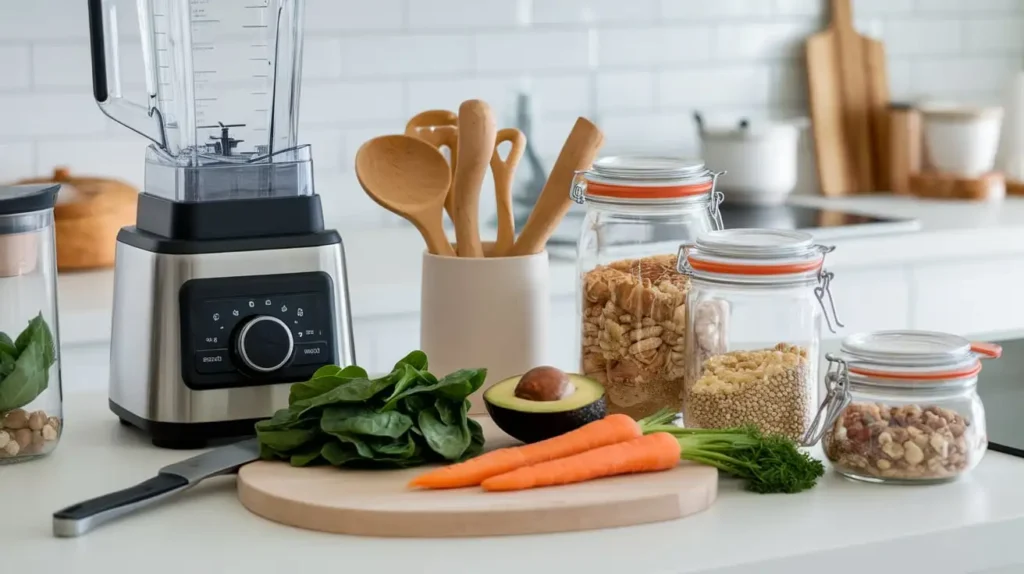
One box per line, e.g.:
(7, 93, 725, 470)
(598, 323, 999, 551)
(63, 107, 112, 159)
(490, 128, 526, 257)
(355, 135, 455, 257)
(509, 117, 604, 256)
(405, 110, 458, 220)
(453, 100, 496, 258)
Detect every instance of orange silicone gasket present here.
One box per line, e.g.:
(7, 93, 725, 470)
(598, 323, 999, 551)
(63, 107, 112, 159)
(586, 180, 713, 199)
(849, 362, 982, 381)
(686, 257, 823, 276)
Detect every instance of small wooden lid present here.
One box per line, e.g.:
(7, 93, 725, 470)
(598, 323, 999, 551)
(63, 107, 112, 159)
(15, 167, 137, 219)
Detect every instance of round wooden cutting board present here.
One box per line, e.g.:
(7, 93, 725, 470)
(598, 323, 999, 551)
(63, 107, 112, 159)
(237, 418, 718, 537)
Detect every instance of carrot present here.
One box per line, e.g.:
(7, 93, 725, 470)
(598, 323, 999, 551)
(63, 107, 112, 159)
(408, 414, 641, 489)
(480, 432, 681, 492)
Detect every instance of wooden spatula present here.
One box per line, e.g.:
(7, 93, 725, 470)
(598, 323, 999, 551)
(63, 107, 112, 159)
(490, 128, 526, 257)
(405, 110, 458, 220)
(453, 100, 496, 258)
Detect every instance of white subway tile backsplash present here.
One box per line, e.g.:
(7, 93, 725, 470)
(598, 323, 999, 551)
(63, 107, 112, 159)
(0, 46, 31, 91)
(0, 0, 89, 40)
(911, 56, 1018, 96)
(341, 123, 410, 174)
(770, 62, 808, 106)
(662, 0, 772, 20)
(774, 0, 824, 17)
(318, 171, 387, 228)
(303, 129, 346, 172)
(598, 111, 696, 155)
(529, 75, 591, 114)
(300, 82, 404, 126)
(658, 66, 771, 108)
(531, 0, 659, 24)
(914, 0, 1021, 13)
(475, 30, 591, 72)
(341, 34, 474, 77)
(33, 42, 145, 89)
(963, 18, 1024, 54)
(0, 94, 107, 137)
(714, 20, 819, 61)
(306, 0, 404, 32)
(597, 27, 712, 67)
(407, 77, 519, 120)
(36, 138, 148, 187)
(855, 0, 915, 16)
(303, 38, 343, 80)
(887, 58, 915, 101)
(596, 71, 655, 112)
(0, 143, 35, 180)
(408, 0, 524, 30)
(882, 19, 961, 56)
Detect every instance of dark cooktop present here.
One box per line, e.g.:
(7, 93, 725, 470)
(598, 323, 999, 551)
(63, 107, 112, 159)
(717, 203, 919, 239)
(978, 337, 1024, 458)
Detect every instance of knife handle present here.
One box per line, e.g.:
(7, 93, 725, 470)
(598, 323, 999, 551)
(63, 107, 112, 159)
(53, 473, 190, 538)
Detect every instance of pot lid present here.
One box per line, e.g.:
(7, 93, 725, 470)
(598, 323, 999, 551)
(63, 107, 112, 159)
(839, 330, 1002, 382)
(0, 184, 60, 217)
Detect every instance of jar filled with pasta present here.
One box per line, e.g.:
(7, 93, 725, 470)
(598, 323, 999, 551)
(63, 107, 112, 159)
(575, 156, 723, 419)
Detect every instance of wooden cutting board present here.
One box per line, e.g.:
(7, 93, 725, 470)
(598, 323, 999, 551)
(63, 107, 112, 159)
(807, 0, 889, 196)
(237, 418, 718, 538)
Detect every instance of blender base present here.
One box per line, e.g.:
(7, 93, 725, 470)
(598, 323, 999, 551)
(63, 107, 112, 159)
(110, 400, 262, 450)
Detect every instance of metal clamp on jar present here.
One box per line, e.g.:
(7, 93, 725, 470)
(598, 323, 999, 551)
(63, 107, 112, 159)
(676, 228, 843, 442)
(805, 330, 1001, 484)
(575, 156, 723, 420)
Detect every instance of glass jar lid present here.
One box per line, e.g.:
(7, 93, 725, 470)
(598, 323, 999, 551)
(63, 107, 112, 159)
(0, 184, 60, 235)
(572, 155, 720, 203)
(839, 330, 1002, 382)
(682, 229, 827, 275)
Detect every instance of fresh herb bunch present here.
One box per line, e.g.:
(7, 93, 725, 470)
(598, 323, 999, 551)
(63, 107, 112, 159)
(256, 351, 487, 468)
(639, 408, 825, 494)
(0, 313, 57, 413)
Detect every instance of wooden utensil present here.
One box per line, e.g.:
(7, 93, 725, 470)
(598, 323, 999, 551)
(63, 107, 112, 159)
(490, 128, 526, 257)
(806, 0, 878, 196)
(887, 104, 922, 194)
(865, 37, 890, 192)
(453, 100, 496, 258)
(355, 135, 455, 257)
(509, 117, 604, 256)
(405, 110, 458, 220)
(237, 417, 717, 538)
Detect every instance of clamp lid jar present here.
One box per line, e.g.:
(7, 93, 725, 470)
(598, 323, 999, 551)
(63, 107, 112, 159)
(575, 155, 724, 420)
(678, 229, 843, 442)
(809, 330, 1001, 484)
(0, 185, 64, 463)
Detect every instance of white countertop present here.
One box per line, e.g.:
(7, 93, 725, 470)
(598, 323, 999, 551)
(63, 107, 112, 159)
(54, 195, 1024, 346)
(2, 390, 1023, 573)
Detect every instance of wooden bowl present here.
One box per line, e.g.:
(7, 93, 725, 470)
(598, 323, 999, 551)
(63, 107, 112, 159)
(15, 168, 138, 271)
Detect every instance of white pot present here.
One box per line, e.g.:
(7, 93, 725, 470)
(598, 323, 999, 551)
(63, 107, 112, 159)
(921, 105, 1003, 177)
(420, 243, 550, 415)
(699, 120, 803, 206)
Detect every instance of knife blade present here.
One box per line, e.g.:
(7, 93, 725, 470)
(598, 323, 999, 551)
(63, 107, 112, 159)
(52, 438, 260, 538)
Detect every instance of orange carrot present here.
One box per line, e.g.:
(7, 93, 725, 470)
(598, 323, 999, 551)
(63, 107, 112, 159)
(408, 414, 641, 489)
(480, 432, 681, 492)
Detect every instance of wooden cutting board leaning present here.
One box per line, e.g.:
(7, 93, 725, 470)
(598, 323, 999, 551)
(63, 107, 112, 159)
(806, 0, 890, 196)
(237, 417, 718, 537)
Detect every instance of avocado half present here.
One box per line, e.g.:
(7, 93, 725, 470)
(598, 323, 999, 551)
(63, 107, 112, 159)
(484, 372, 607, 444)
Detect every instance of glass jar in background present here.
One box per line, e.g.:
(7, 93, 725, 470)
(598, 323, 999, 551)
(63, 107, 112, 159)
(809, 331, 999, 484)
(0, 184, 63, 463)
(678, 229, 842, 442)
(575, 156, 724, 419)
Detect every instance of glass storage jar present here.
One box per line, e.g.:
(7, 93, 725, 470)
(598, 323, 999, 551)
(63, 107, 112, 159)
(0, 184, 63, 463)
(678, 229, 842, 442)
(575, 156, 723, 419)
(809, 330, 999, 484)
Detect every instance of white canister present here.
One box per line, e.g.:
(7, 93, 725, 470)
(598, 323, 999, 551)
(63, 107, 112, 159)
(697, 118, 804, 205)
(921, 105, 1003, 177)
(420, 244, 550, 415)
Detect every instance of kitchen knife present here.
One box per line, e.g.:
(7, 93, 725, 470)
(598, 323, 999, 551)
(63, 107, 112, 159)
(52, 437, 260, 538)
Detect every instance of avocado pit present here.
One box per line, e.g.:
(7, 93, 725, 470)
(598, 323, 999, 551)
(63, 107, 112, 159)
(514, 366, 575, 402)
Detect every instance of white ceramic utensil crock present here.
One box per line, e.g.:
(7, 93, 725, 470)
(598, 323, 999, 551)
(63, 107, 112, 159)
(921, 105, 1003, 177)
(420, 243, 550, 415)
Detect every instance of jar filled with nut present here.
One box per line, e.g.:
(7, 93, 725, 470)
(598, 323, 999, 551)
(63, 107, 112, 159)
(575, 155, 724, 419)
(807, 331, 999, 484)
(679, 229, 843, 442)
(0, 184, 64, 463)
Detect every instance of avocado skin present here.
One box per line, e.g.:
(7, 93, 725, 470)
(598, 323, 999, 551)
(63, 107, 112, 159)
(486, 397, 607, 444)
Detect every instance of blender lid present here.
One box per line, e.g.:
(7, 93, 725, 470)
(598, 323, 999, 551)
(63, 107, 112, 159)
(0, 184, 60, 216)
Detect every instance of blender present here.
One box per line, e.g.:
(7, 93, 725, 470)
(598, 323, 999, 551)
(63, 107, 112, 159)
(88, 0, 355, 448)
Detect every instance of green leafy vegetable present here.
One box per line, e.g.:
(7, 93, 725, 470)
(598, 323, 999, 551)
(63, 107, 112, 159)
(255, 351, 486, 469)
(638, 409, 825, 494)
(0, 314, 57, 413)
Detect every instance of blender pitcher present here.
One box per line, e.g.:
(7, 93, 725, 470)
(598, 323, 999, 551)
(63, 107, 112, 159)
(87, 0, 309, 201)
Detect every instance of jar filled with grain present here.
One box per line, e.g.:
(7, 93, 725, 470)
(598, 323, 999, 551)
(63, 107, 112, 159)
(807, 331, 998, 484)
(678, 229, 842, 442)
(575, 156, 724, 419)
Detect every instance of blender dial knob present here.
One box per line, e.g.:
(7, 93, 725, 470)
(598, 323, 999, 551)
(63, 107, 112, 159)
(236, 315, 294, 373)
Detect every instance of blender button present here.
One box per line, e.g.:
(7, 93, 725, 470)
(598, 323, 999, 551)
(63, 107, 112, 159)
(294, 341, 329, 365)
(195, 349, 233, 373)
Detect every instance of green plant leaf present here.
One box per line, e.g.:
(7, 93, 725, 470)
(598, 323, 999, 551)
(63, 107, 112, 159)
(461, 417, 486, 461)
(398, 393, 433, 416)
(256, 427, 317, 452)
(15, 314, 55, 369)
(418, 406, 470, 461)
(395, 350, 428, 371)
(0, 351, 15, 380)
(288, 440, 327, 467)
(259, 443, 288, 461)
(370, 432, 418, 458)
(320, 405, 413, 438)
(288, 365, 369, 404)
(435, 397, 460, 426)
(0, 331, 16, 359)
(325, 431, 375, 459)
(434, 369, 488, 401)
(321, 441, 361, 466)
(255, 404, 317, 432)
(0, 339, 46, 412)
(293, 376, 396, 415)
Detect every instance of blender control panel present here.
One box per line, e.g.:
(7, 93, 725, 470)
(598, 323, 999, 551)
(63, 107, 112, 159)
(178, 272, 337, 390)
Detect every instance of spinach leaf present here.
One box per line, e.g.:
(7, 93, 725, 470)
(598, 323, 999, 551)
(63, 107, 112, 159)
(434, 369, 488, 401)
(370, 432, 418, 458)
(379, 364, 428, 408)
(325, 431, 375, 459)
(289, 441, 327, 467)
(293, 376, 396, 415)
(0, 339, 46, 412)
(288, 365, 369, 404)
(435, 397, 460, 426)
(418, 406, 470, 461)
(257, 427, 317, 452)
(255, 404, 317, 432)
(259, 442, 288, 461)
(394, 350, 428, 371)
(320, 405, 413, 438)
(462, 417, 486, 461)
(14, 314, 55, 370)
(0, 351, 15, 380)
(0, 331, 16, 359)
(398, 394, 433, 416)
(321, 441, 361, 466)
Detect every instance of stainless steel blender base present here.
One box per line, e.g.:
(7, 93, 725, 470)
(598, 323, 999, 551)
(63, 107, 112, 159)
(108, 237, 355, 447)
